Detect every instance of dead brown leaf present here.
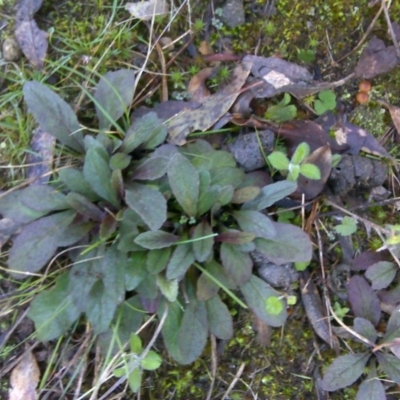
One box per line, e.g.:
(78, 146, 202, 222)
(9, 350, 40, 400)
(377, 99, 400, 143)
(354, 36, 400, 79)
(187, 67, 214, 103)
(168, 61, 251, 145)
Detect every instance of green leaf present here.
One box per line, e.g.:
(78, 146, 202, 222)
(356, 378, 386, 400)
(242, 181, 297, 211)
(334, 216, 358, 236)
(209, 167, 244, 188)
(146, 248, 171, 274)
(231, 186, 261, 204)
(125, 252, 148, 290)
(134, 231, 179, 249)
(383, 309, 400, 343)
(166, 243, 195, 280)
(125, 183, 167, 231)
(365, 261, 397, 290)
(7, 210, 76, 279)
(128, 368, 142, 393)
(321, 352, 370, 391)
(156, 274, 178, 302)
(109, 152, 132, 170)
(197, 185, 221, 216)
(66, 192, 103, 221)
(265, 296, 284, 315)
(122, 112, 166, 152)
(99, 214, 118, 240)
(220, 243, 253, 286)
(94, 69, 135, 131)
(206, 295, 233, 340)
(287, 163, 300, 181)
(28, 273, 80, 341)
(20, 185, 70, 212)
(168, 153, 199, 217)
(267, 151, 290, 170)
(191, 150, 237, 170)
(135, 272, 159, 299)
(233, 210, 276, 239)
(130, 333, 143, 354)
(59, 168, 99, 202)
(192, 220, 214, 262)
(23, 81, 84, 153)
(57, 221, 94, 247)
(291, 142, 310, 165)
(86, 280, 119, 334)
(265, 94, 297, 123)
(241, 275, 287, 327)
(141, 350, 162, 370)
(83, 147, 119, 207)
(178, 299, 208, 365)
(131, 156, 170, 181)
(299, 163, 321, 179)
(314, 89, 336, 115)
(255, 222, 312, 264)
(376, 352, 400, 385)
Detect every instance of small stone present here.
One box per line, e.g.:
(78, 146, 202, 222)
(2, 37, 22, 62)
(220, 0, 245, 28)
(159, 37, 174, 50)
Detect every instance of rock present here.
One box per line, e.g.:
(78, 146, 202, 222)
(2, 37, 22, 62)
(227, 130, 275, 171)
(220, 0, 245, 28)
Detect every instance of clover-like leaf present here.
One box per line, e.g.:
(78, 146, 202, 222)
(141, 350, 162, 370)
(299, 163, 321, 179)
(267, 151, 290, 170)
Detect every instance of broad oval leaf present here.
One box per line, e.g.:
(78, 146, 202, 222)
(347, 276, 381, 326)
(125, 183, 167, 231)
(355, 378, 386, 400)
(66, 192, 104, 221)
(192, 220, 214, 262)
(376, 352, 400, 385)
(8, 210, 76, 279)
(20, 185, 70, 212)
(242, 180, 297, 210)
(134, 231, 179, 249)
(383, 308, 400, 343)
(131, 156, 170, 181)
(156, 274, 178, 302)
(58, 168, 99, 202)
(168, 153, 199, 217)
(353, 317, 378, 343)
(94, 69, 135, 131)
(125, 252, 147, 291)
(220, 243, 253, 286)
(216, 230, 255, 245)
(141, 350, 162, 371)
(241, 275, 287, 327)
(177, 300, 208, 365)
(27, 273, 80, 341)
(231, 186, 261, 204)
(365, 261, 397, 290)
(146, 248, 171, 274)
(254, 222, 312, 264)
(23, 81, 84, 153)
(166, 243, 195, 280)
(206, 295, 233, 340)
(233, 210, 276, 239)
(83, 147, 119, 207)
(321, 352, 370, 391)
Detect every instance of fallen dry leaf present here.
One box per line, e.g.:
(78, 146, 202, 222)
(187, 68, 214, 103)
(15, 0, 48, 70)
(125, 0, 169, 21)
(9, 350, 40, 400)
(168, 61, 251, 145)
(377, 99, 400, 143)
(354, 36, 400, 79)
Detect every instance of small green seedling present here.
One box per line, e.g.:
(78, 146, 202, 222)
(313, 90, 336, 115)
(113, 333, 162, 393)
(264, 93, 297, 123)
(334, 216, 357, 236)
(267, 142, 321, 181)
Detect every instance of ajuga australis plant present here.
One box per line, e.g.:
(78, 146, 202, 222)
(0, 70, 313, 390)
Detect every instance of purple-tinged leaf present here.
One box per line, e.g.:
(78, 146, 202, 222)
(242, 180, 297, 211)
(59, 168, 99, 202)
(231, 186, 261, 204)
(355, 378, 386, 400)
(23, 81, 84, 152)
(383, 308, 400, 343)
(99, 214, 118, 240)
(94, 69, 135, 131)
(354, 317, 378, 343)
(216, 229, 255, 245)
(351, 251, 388, 271)
(321, 352, 370, 391)
(136, 274, 159, 302)
(177, 299, 208, 365)
(220, 243, 253, 286)
(83, 147, 119, 207)
(348, 276, 381, 326)
(166, 243, 195, 280)
(125, 183, 167, 231)
(241, 275, 287, 327)
(66, 192, 103, 221)
(134, 231, 179, 250)
(21, 185, 69, 212)
(131, 156, 170, 181)
(233, 210, 276, 239)
(254, 222, 312, 264)
(376, 352, 400, 385)
(365, 261, 397, 290)
(7, 210, 76, 279)
(206, 295, 233, 340)
(168, 153, 199, 217)
(122, 112, 166, 152)
(27, 273, 80, 341)
(192, 220, 214, 262)
(57, 221, 94, 247)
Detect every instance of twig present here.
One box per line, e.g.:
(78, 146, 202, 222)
(205, 334, 217, 400)
(221, 362, 246, 400)
(381, 0, 400, 59)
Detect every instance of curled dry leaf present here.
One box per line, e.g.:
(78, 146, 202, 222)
(168, 61, 251, 145)
(125, 0, 169, 21)
(9, 350, 40, 400)
(187, 68, 214, 103)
